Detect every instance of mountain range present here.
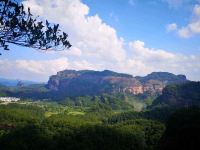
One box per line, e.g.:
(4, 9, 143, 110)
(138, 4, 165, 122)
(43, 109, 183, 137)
(0, 78, 41, 87)
(1, 69, 200, 109)
(47, 70, 188, 97)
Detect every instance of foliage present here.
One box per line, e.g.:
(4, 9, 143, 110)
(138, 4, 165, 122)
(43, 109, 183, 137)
(153, 81, 200, 107)
(0, 0, 71, 54)
(0, 84, 51, 99)
(0, 84, 199, 150)
(0, 123, 147, 150)
(60, 94, 136, 111)
(0, 103, 44, 125)
(0, 85, 8, 96)
(106, 105, 177, 124)
(0, 102, 166, 150)
(115, 119, 165, 150)
(158, 107, 200, 150)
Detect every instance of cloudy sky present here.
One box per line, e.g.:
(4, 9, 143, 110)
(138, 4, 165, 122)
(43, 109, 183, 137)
(0, 0, 200, 82)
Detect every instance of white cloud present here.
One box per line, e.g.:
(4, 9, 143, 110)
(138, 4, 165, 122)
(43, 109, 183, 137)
(0, 58, 99, 82)
(176, 4, 200, 38)
(0, 58, 69, 81)
(194, 4, 200, 15)
(178, 27, 191, 38)
(1, 0, 199, 81)
(1, 40, 200, 81)
(129, 41, 176, 61)
(166, 23, 177, 31)
(22, 0, 126, 63)
(127, 40, 200, 80)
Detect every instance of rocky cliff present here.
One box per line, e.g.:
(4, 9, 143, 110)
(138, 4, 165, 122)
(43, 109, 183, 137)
(47, 70, 188, 96)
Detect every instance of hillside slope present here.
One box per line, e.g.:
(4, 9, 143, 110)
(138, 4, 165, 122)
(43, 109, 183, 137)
(153, 82, 200, 107)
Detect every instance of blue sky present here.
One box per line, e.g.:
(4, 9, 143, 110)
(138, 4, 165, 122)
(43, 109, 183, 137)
(83, 0, 200, 54)
(0, 0, 200, 81)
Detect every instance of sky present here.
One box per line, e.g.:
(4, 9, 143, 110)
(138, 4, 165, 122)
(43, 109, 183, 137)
(0, 0, 200, 82)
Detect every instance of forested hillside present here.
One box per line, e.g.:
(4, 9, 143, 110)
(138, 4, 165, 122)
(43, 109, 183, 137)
(153, 82, 200, 107)
(0, 71, 200, 150)
(1, 0, 200, 149)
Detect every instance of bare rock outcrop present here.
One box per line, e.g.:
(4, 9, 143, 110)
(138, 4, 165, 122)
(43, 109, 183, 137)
(47, 70, 188, 96)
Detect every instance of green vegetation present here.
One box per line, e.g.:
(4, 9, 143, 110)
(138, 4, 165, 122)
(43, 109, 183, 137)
(0, 99, 199, 150)
(106, 105, 177, 124)
(153, 81, 200, 107)
(60, 94, 140, 111)
(0, 81, 200, 150)
(0, 0, 71, 54)
(158, 107, 200, 150)
(0, 0, 198, 149)
(0, 101, 165, 150)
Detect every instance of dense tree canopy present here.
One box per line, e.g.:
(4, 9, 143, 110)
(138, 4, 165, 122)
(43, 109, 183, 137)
(0, 0, 71, 54)
(158, 107, 200, 150)
(0, 103, 165, 150)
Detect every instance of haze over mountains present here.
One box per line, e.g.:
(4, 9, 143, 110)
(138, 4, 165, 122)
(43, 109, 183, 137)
(0, 69, 190, 101)
(0, 78, 41, 87)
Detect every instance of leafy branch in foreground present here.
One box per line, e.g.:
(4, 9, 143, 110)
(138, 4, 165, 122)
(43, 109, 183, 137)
(0, 0, 71, 54)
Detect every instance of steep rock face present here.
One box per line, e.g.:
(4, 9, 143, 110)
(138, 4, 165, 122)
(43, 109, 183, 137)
(143, 80, 166, 93)
(47, 70, 188, 96)
(47, 70, 135, 96)
(103, 76, 143, 94)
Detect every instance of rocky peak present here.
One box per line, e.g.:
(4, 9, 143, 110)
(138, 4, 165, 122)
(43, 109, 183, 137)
(47, 70, 188, 96)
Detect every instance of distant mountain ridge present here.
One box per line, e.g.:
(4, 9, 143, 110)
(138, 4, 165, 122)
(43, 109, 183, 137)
(136, 72, 187, 84)
(0, 78, 41, 87)
(47, 70, 188, 97)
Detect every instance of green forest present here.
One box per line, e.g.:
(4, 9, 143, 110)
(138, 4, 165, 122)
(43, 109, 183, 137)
(0, 82, 200, 150)
(0, 0, 200, 149)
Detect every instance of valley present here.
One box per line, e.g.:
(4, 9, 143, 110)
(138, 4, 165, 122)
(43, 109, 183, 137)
(0, 70, 199, 150)
(1, 0, 200, 149)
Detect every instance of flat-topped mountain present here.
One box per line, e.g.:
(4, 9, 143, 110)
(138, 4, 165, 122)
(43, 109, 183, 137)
(47, 70, 188, 97)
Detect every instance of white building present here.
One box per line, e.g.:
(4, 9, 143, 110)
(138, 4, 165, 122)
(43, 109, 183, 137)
(0, 97, 20, 102)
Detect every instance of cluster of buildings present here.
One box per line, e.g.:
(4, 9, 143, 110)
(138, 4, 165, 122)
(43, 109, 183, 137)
(0, 97, 20, 102)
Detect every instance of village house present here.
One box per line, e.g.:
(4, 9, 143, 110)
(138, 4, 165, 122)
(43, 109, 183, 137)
(0, 97, 20, 102)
